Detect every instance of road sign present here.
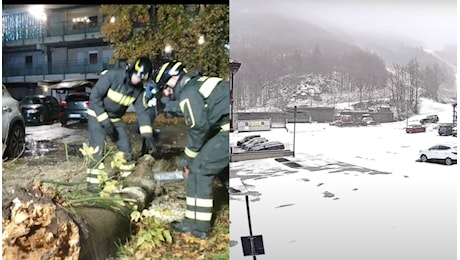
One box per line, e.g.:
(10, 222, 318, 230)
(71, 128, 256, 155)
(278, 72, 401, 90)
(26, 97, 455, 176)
(241, 235, 265, 256)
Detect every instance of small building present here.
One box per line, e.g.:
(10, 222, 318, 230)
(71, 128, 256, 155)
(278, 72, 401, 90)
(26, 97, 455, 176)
(236, 119, 271, 132)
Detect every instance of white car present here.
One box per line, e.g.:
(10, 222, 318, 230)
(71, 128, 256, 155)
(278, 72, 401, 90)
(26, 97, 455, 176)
(419, 143, 457, 165)
(2, 84, 26, 160)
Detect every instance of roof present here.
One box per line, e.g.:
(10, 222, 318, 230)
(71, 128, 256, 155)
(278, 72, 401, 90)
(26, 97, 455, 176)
(49, 80, 94, 90)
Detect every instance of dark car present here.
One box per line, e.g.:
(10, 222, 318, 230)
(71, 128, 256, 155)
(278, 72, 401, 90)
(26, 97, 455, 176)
(420, 115, 439, 124)
(438, 123, 454, 136)
(237, 134, 261, 146)
(241, 137, 269, 150)
(19, 95, 61, 125)
(59, 92, 90, 127)
(405, 124, 426, 133)
(249, 141, 285, 151)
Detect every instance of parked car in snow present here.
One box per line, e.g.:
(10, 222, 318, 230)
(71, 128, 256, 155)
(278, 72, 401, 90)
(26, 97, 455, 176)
(437, 123, 454, 136)
(332, 114, 355, 127)
(405, 124, 426, 133)
(241, 137, 269, 150)
(236, 134, 261, 146)
(419, 143, 457, 165)
(2, 84, 26, 160)
(360, 114, 379, 126)
(419, 114, 439, 124)
(248, 141, 285, 152)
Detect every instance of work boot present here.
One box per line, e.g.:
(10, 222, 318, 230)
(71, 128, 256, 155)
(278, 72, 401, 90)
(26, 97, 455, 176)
(171, 218, 211, 239)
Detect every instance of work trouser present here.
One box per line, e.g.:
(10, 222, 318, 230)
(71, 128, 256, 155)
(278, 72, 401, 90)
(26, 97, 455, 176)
(86, 116, 135, 189)
(185, 127, 229, 229)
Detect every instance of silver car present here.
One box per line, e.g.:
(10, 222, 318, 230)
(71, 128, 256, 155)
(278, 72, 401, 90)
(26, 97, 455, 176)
(2, 84, 26, 160)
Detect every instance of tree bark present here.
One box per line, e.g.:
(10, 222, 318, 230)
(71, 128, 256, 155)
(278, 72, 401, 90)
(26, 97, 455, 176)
(2, 155, 162, 260)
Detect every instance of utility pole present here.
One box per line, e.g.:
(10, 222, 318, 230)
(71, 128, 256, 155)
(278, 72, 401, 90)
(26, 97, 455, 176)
(230, 59, 241, 132)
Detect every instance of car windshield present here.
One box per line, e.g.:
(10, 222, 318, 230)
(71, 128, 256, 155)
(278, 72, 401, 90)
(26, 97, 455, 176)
(66, 94, 89, 101)
(21, 97, 44, 105)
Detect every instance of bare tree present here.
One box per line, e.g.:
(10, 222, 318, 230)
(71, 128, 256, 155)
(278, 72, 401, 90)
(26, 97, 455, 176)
(422, 63, 444, 102)
(406, 58, 422, 113)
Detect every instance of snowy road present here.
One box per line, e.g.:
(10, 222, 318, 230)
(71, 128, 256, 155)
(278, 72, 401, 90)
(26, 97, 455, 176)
(229, 99, 457, 260)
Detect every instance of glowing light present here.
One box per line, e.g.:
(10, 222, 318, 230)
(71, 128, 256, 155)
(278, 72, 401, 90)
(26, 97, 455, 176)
(28, 5, 47, 21)
(110, 16, 116, 23)
(198, 35, 205, 45)
(165, 44, 173, 54)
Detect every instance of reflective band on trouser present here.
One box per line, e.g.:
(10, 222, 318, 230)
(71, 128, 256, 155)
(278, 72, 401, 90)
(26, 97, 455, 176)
(184, 147, 198, 158)
(185, 197, 213, 221)
(186, 197, 213, 207)
(220, 123, 230, 132)
(139, 125, 153, 135)
(185, 210, 212, 221)
(120, 162, 135, 178)
(86, 168, 102, 184)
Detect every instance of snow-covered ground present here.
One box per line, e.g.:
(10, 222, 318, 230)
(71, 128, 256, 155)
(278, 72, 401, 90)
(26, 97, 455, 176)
(229, 98, 457, 260)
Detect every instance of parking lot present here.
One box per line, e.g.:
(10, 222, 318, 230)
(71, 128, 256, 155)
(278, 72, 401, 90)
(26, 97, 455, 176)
(229, 112, 457, 260)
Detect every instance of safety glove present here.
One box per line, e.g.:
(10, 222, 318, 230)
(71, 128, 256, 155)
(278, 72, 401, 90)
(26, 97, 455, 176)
(142, 136, 157, 155)
(178, 154, 192, 169)
(177, 154, 192, 178)
(102, 121, 118, 142)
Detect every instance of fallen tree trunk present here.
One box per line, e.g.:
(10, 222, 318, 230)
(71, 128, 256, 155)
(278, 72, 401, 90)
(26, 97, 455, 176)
(2, 155, 166, 260)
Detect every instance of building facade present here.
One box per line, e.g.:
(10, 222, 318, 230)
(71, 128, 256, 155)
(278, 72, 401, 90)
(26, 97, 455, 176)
(2, 5, 114, 98)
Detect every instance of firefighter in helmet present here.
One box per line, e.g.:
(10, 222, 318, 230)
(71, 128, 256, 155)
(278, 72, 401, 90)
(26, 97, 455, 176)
(86, 57, 156, 193)
(153, 60, 230, 238)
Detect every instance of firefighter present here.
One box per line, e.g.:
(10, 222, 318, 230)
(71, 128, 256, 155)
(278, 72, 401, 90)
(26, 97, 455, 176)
(153, 60, 229, 239)
(139, 79, 160, 155)
(86, 57, 156, 193)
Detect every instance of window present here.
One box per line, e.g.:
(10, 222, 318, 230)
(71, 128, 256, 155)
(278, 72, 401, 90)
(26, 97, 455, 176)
(25, 56, 33, 68)
(89, 52, 98, 64)
(88, 16, 98, 28)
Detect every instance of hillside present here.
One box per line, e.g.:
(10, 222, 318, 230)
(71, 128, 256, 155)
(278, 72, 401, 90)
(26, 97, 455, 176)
(230, 12, 456, 114)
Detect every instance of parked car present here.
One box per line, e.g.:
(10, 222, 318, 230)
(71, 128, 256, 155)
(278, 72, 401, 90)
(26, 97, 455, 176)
(332, 114, 356, 127)
(453, 126, 457, 137)
(405, 124, 426, 133)
(438, 123, 454, 136)
(60, 92, 90, 127)
(237, 134, 261, 146)
(249, 141, 285, 152)
(419, 143, 457, 165)
(420, 114, 439, 124)
(241, 137, 269, 150)
(19, 95, 61, 125)
(2, 84, 26, 160)
(360, 114, 379, 126)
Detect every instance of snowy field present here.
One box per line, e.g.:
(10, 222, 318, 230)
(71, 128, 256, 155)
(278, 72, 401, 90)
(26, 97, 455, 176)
(229, 98, 457, 260)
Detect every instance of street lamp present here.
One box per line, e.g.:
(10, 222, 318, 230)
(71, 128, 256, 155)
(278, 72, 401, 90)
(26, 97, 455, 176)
(229, 58, 241, 132)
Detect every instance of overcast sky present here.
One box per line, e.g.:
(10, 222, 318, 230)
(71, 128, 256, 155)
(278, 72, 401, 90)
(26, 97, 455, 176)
(230, 0, 457, 51)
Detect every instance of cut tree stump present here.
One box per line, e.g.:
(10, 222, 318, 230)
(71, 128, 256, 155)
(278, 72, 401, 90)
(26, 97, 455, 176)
(2, 154, 165, 260)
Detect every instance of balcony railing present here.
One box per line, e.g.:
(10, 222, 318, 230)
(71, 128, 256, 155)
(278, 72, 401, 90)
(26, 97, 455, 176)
(2, 59, 117, 78)
(3, 13, 103, 43)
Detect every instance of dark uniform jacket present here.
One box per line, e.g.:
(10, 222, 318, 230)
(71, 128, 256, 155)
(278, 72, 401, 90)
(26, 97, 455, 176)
(177, 74, 229, 158)
(87, 68, 153, 136)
